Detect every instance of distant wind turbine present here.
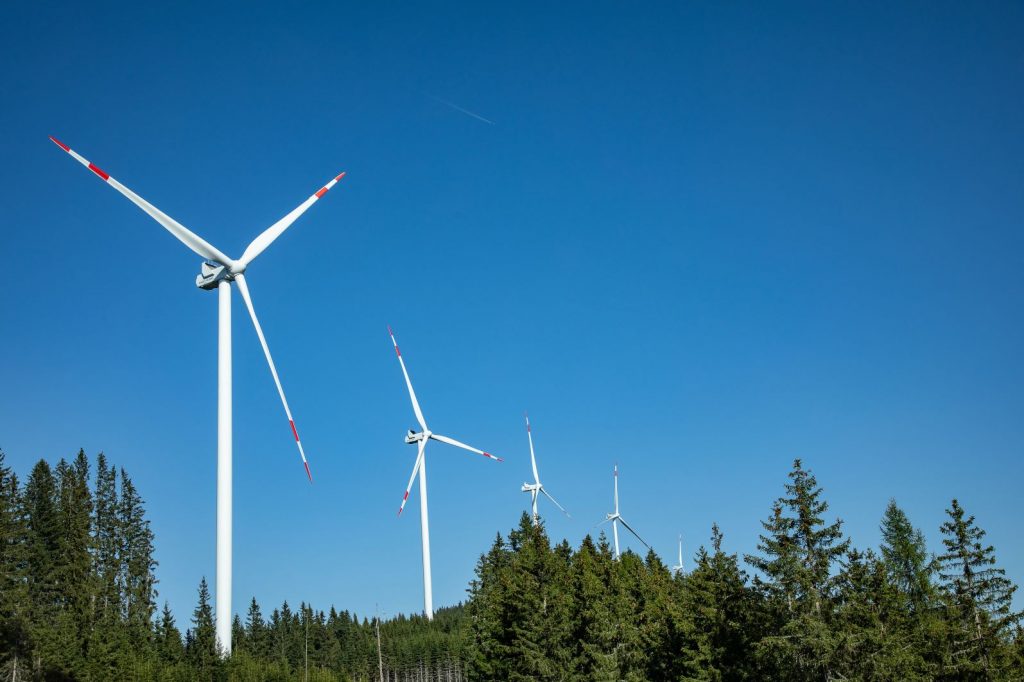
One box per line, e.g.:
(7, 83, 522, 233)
(50, 136, 345, 655)
(388, 326, 502, 620)
(598, 464, 649, 559)
(672, 534, 684, 575)
(521, 413, 570, 525)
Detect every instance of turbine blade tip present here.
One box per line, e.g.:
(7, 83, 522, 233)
(335, 171, 347, 181)
(304, 461, 313, 483)
(49, 136, 70, 152)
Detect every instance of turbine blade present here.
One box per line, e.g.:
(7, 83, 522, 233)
(234, 274, 311, 483)
(618, 517, 651, 550)
(238, 171, 346, 268)
(398, 440, 427, 517)
(525, 413, 540, 484)
(387, 326, 428, 431)
(49, 136, 234, 266)
(431, 433, 502, 462)
(540, 487, 571, 518)
(613, 464, 619, 514)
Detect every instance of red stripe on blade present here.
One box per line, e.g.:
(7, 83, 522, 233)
(335, 172, 346, 182)
(290, 420, 299, 441)
(49, 136, 70, 152)
(304, 461, 313, 483)
(88, 163, 109, 181)
(315, 187, 329, 198)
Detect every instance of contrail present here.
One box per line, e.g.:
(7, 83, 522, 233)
(430, 95, 495, 125)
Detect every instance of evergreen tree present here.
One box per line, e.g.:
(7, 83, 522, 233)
(746, 459, 849, 681)
(936, 498, 1021, 678)
(118, 469, 157, 650)
(155, 601, 184, 665)
(0, 450, 28, 672)
(880, 499, 933, 614)
(55, 452, 93, 661)
(93, 453, 121, 623)
(186, 577, 221, 675)
(677, 524, 758, 681)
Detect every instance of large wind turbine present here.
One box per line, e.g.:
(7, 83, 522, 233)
(599, 464, 650, 559)
(672, 534, 684, 575)
(388, 326, 502, 620)
(521, 413, 570, 525)
(51, 137, 344, 654)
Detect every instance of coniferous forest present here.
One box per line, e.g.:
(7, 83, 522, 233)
(1, 448, 1021, 681)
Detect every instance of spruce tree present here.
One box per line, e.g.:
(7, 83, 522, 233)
(118, 469, 157, 650)
(186, 577, 221, 674)
(746, 459, 849, 680)
(155, 601, 184, 665)
(677, 524, 758, 681)
(55, 452, 93, 661)
(936, 498, 1021, 677)
(880, 499, 933, 614)
(0, 450, 28, 671)
(93, 453, 121, 624)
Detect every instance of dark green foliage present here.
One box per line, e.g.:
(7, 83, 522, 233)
(880, 499, 934, 614)
(2, 450, 1022, 680)
(935, 498, 1022, 679)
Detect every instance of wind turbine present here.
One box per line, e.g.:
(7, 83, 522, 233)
(521, 413, 570, 525)
(600, 464, 650, 559)
(50, 137, 345, 655)
(672, 534, 684, 575)
(388, 326, 502, 620)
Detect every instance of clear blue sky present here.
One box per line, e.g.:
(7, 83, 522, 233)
(1, 1, 1022, 622)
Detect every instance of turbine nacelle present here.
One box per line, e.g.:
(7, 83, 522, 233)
(405, 429, 431, 444)
(522, 482, 541, 493)
(606, 511, 621, 522)
(196, 261, 234, 290)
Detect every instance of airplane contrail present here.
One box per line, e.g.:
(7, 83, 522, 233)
(429, 95, 495, 125)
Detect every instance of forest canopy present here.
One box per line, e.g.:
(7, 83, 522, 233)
(0, 449, 1020, 681)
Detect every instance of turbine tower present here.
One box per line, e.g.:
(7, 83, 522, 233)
(51, 137, 345, 654)
(521, 413, 570, 525)
(672, 534, 684, 575)
(599, 464, 649, 559)
(388, 326, 502, 620)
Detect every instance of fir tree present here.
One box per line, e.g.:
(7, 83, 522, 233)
(0, 450, 28, 671)
(155, 601, 184, 665)
(186, 577, 221, 674)
(746, 459, 850, 680)
(880, 499, 933, 614)
(937, 498, 1021, 677)
(118, 469, 157, 650)
(678, 524, 758, 681)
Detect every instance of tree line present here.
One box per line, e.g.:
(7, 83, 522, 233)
(1, 449, 1021, 680)
(464, 459, 1023, 680)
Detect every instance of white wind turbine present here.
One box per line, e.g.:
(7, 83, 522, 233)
(521, 413, 570, 526)
(51, 136, 345, 655)
(599, 464, 650, 559)
(672, 534, 684, 575)
(388, 326, 502, 620)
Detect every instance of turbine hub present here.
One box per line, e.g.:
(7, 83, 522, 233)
(196, 261, 234, 290)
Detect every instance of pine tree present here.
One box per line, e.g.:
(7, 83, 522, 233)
(677, 524, 758, 681)
(118, 469, 157, 650)
(746, 459, 849, 680)
(186, 577, 221, 675)
(22, 459, 66, 674)
(936, 498, 1021, 677)
(880, 499, 933, 614)
(155, 601, 184, 665)
(0, 450, 29, 671)
(93, 453, 121, 623)
(55, 452, 93, 662)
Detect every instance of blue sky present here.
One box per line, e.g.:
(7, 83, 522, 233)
(2, 1, 1023, 622)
